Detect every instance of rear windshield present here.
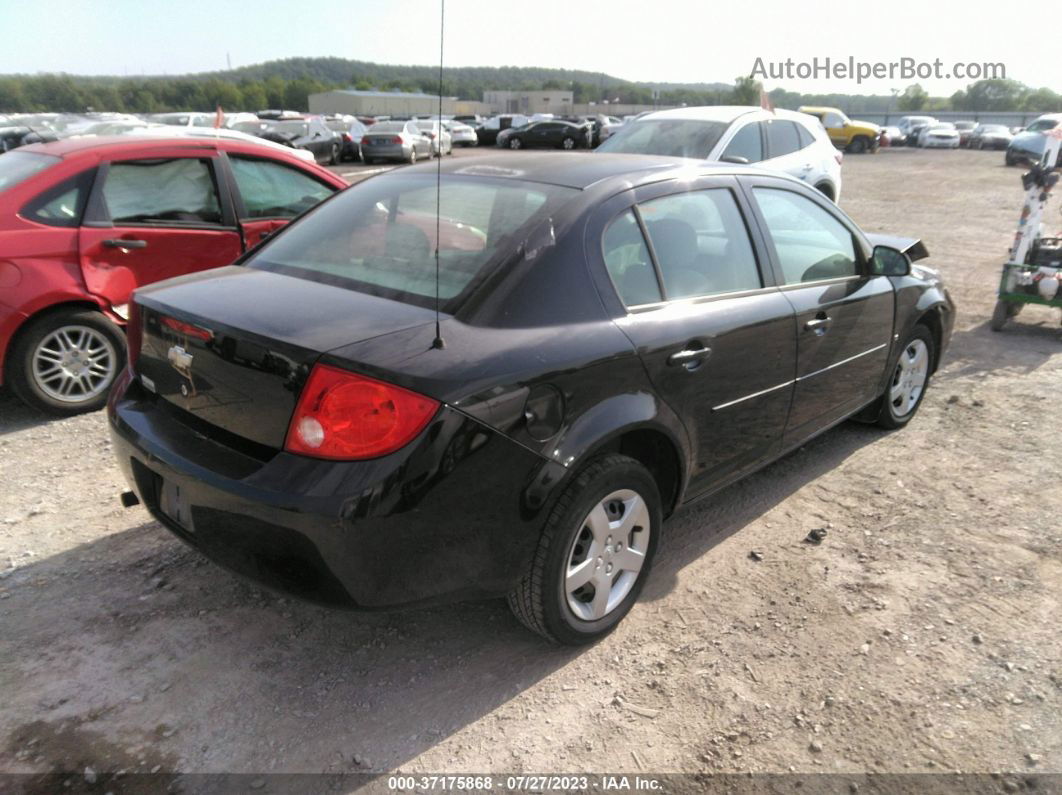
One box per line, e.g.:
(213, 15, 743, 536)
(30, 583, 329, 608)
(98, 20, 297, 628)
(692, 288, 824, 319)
(246, 173, 578, 310)
(0, 151, 60, 194)
(269, 122, 309, 136)
(596, 119, 728, 159)
(370, 122, 405, 133)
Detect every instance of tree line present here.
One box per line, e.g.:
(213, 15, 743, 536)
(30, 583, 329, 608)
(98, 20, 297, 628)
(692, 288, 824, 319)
(0, 57, 1059, 116)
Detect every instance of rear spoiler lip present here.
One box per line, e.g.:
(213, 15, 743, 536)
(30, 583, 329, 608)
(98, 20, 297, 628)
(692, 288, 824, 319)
(866, 233, 929, 262)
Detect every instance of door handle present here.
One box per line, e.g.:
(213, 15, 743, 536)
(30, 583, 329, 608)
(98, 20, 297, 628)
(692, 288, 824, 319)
(103, 238, 147, 250)
(667, 344, 712, 369)
(805, 314, 832, 334)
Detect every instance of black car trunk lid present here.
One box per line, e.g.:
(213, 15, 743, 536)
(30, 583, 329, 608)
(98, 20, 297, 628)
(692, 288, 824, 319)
(133, 266, 436, 449)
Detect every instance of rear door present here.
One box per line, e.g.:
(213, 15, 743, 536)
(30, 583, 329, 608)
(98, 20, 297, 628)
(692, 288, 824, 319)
(78, 153, 242, 307)
(220, 153, 339, 248)
(742, 177, 894, 444)
(590, 176, 797, 497)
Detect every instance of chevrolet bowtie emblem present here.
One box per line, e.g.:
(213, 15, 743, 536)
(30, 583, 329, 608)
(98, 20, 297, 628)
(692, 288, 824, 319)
(167, 345, 197, 397)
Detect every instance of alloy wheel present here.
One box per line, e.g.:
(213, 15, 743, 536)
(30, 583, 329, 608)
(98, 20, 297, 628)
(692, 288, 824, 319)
(562, 137, 575, 150)
(31, 325, 118, 404)
(564, 489, 651, 621)
(889, 338, 929, 417)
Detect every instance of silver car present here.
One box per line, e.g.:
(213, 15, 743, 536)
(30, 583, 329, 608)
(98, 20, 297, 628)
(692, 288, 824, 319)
(361, 121, 434, 164)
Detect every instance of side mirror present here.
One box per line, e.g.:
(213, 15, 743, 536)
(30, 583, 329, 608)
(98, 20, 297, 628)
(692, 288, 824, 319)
(872, 245, 911, 277)
(720, 155, 749, 165)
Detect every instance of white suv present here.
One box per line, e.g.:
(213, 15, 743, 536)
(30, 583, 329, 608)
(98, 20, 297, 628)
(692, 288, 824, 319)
(596, 106, 844, 202)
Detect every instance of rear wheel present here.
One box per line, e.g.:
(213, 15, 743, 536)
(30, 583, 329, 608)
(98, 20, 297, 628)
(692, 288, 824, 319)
(848, 136, 869, 154)
(508, 454, 661, 645)
(8, 309, 125, 416)
(876, 325, 934, 429)
(561, 136, 576, 150)
(509, 137, 522, 150)
(329, 144, 340, 165)
(408, 149, 418, 164)
(991, 299, 1021, 331)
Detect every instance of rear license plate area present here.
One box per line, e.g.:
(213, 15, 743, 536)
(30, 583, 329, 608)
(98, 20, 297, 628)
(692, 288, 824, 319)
(158, 479, 195, 533)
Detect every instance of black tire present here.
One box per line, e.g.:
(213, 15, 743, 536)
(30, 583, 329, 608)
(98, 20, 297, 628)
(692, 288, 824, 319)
(329, 144, 340, 166)
(7, 309, 126, 416)
(990, 299, 1021, 331)
(1005, 152, 1017, 166)
(508, 454, 661, 645)
(561, 137, 576, 150)
(876, 324, 935, 430)
(408, 149, 418, 165)
(509, 137, 522, 150)
(848, 136, 869, 154)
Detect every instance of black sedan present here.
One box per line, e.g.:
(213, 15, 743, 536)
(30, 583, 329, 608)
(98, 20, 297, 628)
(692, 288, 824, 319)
(967, 124, 1013, 151)
(497, 120, 591, 150)
(259, 118, 342, 165)
(108, 154, 954, 645)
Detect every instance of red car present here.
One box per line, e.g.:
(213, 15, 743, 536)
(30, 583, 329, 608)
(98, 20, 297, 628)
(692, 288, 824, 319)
(0, 136, 347, 414)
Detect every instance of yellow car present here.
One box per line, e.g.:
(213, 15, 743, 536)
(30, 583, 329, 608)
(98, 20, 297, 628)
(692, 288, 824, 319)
(799, 106, 881, 154)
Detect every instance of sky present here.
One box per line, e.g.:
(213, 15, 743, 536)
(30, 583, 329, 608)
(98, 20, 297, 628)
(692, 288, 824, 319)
(2, 0, 1060, 96)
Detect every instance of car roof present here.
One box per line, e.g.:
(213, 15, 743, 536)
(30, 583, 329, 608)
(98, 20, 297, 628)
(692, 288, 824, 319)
(400, 152, 803, 192)
(798, 106, 842, 115)
(633, 105, 815, 126)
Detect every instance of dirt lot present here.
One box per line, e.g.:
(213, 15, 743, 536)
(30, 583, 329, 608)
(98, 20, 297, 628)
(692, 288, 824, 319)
(1, 148, 1060, 788)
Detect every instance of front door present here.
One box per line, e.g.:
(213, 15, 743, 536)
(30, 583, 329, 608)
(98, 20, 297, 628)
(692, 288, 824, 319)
(79, 155, 242, 307)
(744, 182, 894, 444)
(595, 178, 797, 497)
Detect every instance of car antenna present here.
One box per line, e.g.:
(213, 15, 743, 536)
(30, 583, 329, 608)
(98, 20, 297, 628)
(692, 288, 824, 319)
(431, 0, 446, 350)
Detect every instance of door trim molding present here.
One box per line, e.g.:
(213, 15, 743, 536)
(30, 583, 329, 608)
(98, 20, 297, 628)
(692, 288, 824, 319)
(796, 342, 888, 383)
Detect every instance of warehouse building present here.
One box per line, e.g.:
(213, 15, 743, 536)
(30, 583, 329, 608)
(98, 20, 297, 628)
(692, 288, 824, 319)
(483, 90, 574, 115)
(309, 89, 489, 117)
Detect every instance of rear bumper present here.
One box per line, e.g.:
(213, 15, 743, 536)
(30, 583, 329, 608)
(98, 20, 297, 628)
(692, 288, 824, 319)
(361, 144, 409, 161)
(107, 370, 550, 610)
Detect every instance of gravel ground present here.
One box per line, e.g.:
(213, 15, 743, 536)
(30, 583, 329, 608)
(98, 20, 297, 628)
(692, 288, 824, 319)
(0, 147, 1060, 789)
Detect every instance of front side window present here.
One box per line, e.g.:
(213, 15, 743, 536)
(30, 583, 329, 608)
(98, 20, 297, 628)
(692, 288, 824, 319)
(102, 158, 222, 225)
(822, 112, 847, 128)
(753, 188, 858, 284)
(248, 174, 576, 310)
(721, 123, 763, 163)
(596, 119, 728, 159)
(612, 189, 761, 304)
(229, 157, 335, 219)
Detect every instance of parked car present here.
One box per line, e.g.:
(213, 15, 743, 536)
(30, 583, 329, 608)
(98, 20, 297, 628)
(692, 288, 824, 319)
(953, 120, 977, 147)
(260, 119, 341, 165)
(897, 116, 937, 147)
(968, 124, 1013, 151)
(360, 120, 434, 164)
(0, 136, 346, 414)
(597, 106, 844, 202)
(881, 126, 906, 146)
(149, 112, 215, 128)
(325, 117, 368, 161)
(917, 123, 960, 149)
(798, 106, 881, 153)
(1, 125, 58, 153)
(138, 124, 317, 163)
(1006, 114, 1062, 166)
(413, 120, 453, 155)
(443, 120, 478, 147)
(475, 114, 530, 146)
(106, 153, 953, 644)
(497, 120, 592, 150)
(452, 114, 484, 126)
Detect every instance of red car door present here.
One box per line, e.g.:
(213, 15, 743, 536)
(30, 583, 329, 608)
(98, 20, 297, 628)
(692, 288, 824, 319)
(220, 152, 339, 248)
(78, 153, 242, 308)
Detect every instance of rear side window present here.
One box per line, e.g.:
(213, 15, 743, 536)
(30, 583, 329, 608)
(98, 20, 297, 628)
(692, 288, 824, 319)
(248, 174, 576, 310)
(795, 123, 815, 149)
(0, 151, 59, 194)
(754, 188, 857, 283)
(639, 189, 761, 300)
(721, 123, 763, 163)
(21, 169, 95, 227)
(603, 210, 660, 306)
(102, 159, 222, 225)
(765, 120, 801, 158)
(229, 157, 334, 219)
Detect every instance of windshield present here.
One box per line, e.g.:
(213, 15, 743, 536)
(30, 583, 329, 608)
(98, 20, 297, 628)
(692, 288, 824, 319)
(596, 119, 728, 159)
(247, 174, 578, 311)
(983, 125, 1009, 133)
(0, 151, 60, 193)
(1027, 119, 1060, 132)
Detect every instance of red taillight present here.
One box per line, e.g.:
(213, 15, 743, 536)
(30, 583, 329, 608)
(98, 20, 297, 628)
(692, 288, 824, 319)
(361, 135, 371, 145)
(342, 133, 352, 141)
(392, 136, 403, 144)
(284, 365, 439, 460)
(160, 315, 213, 342)
(126, 301, 142, 370)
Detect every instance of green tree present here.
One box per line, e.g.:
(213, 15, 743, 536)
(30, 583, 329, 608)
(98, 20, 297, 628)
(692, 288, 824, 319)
(897, 84, 929, 111)
(730, 75, 761, 106)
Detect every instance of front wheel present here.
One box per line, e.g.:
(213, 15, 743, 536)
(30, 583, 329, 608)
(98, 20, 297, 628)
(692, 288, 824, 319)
(561, 136, 576, 150)
(408, 149, 418, 164)
(8, 309, 126, 415)
(848, 136, 869, 154)
(508, 137, 522, 150)
(876, 325, 935, 430)
(329, 144, 340, 165)
(508, 454, 661, 645)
